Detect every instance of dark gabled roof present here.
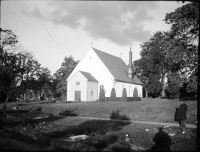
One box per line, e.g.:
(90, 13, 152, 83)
(92, 47, 143, 85)
(79, 71, 98, 82)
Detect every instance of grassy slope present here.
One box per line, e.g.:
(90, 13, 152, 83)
(3, 98, 196, 124)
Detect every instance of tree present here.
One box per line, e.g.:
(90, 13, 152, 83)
(164, 2, 199, 93)
(134, 31, 169, 98)
(53, 56, 78, 99)
(122, 88, 127, 98)
(16, 50, 41, 100)
(99, 86, 106, 101)
(36, 67, 52, 100)
(110, 88, 116, 98)
(0, 28, 21, 102)
(133, 87, 138, 97)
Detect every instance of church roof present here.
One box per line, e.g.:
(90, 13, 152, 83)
(79, 71, 98, 82)
(92, 47, 143, 85)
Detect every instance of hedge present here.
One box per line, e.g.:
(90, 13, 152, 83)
(105, 97, 141, 102)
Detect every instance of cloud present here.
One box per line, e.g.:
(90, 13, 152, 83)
(21, 1, 158, 46)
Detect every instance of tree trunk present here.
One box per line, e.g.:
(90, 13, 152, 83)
(5, 95, 9, 102)
(161, 70, 166, 98)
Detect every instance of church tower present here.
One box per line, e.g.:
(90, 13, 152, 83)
(128, 47, 135, 79)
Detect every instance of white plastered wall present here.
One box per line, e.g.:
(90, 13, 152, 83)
(67, 47, 114, 101)
(87, 81, 98, 101)
(68, 71, 87, 101)
(114, 81, 143, 97)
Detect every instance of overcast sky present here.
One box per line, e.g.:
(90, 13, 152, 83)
(1, 1, 187, 74)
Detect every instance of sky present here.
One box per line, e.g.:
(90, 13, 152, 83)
(1, 1, 187, 74)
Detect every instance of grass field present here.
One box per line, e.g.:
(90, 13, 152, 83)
(0, 98, 197, 151)
(1, 98, 197, 124)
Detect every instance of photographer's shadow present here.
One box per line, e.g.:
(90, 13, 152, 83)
(147, 127, 172, 151)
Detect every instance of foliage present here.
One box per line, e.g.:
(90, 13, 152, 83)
(99, 87, 106, 102)
(110, 110, 130, 120)
(102, 141, 131, 151)
(134, 31, 168, 98)
(133, 87, 138, 97)
(164, 2, 199, 44)
(110, 88, 116, 98)
(36, 67, 52, 99)
(0, 28, 21, 102)
(165, 72, 182, 98)
(127, 97, 141, 102)
(163, 2, 199, 93)
(0, 28, 55, 102)
(16, 50, 41, 100)
(135, 2, 199, 97)
(122, 88, 127, 98)
(53, 56, 78, 99)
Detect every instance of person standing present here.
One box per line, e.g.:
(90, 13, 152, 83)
(175, 98, 188, 132)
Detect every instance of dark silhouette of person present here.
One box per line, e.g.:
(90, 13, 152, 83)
(148, 127, 172, 151)
(175, 97, 188, 132)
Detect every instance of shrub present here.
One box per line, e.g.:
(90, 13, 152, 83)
(34, 133, 50, 147)
(127, 97, 141, 102)
(102, 141, 131, 151)
(99, 88, 106, 102)
(122, 88, 127, 97)
(110, 110, 130, 120)
(165, 84, 180, 98)
(133, 87, 138, 97)
(54, 141, 97, 151)
(122, 88, 127, 101)
(107, 97, 121, 102)
(110, 88, 116, 98)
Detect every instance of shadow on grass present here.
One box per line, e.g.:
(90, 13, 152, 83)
(0, 129, 51, 149)
(59, 110, 77, 116)
(49, 119, 129, 151)
(110, 110, 130, 121)
(46, 119, 131, 138)
(147, 127, 172, 151)
(34, 107, 42, 112)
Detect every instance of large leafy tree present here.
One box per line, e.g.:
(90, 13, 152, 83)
(164, 1, 199, 93)
(0, 28, 52, 102)
(135, 2, 199, 98)
(0, 28, 21, 102)
(135, 31, 189, 98)
(36, 67, 52, 99)
(16, 50, 41, 100)
(53, 56, 78, 99)
(134, 31, 168, 97)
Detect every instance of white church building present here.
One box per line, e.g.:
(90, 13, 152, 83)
(67, 47, 143, 101)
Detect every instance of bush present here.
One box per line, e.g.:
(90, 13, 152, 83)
(122, 88, 127, 101)
(110, 110, 130, 120)
(127, 97, 141, 102)
(54, 141, 97, 151)
(133, 87, 138, 97)
(122, 88, 127, 97)
(34, 133, 50, 147)
(110, 88, 116, 98)
(165, 84, 180, 98)
(99, 88, 106, 102)
(106, 97, 121, 102)
(102, 141, 131, 152)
